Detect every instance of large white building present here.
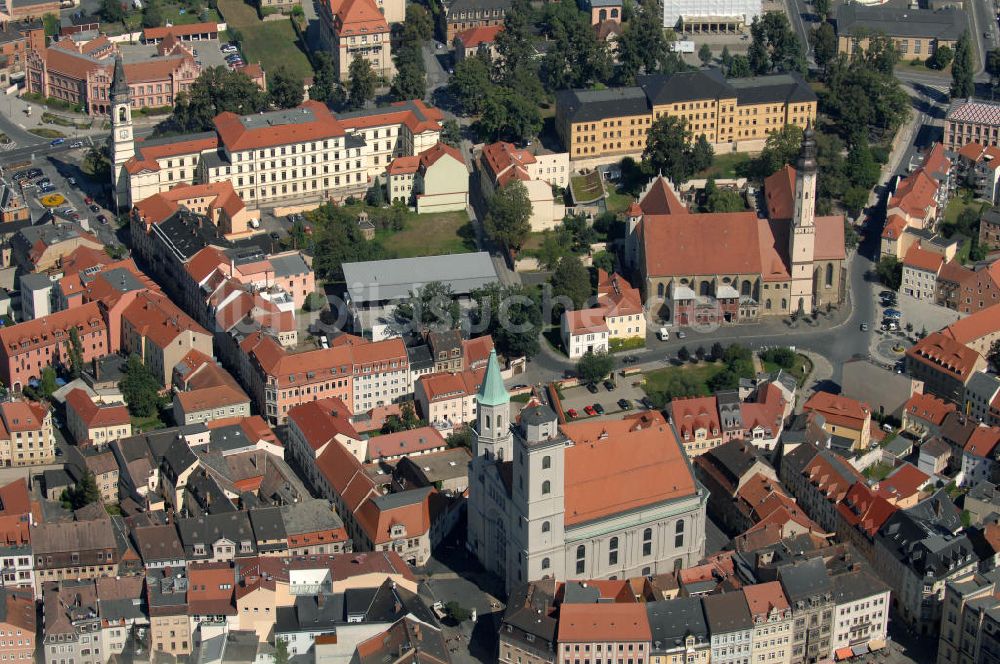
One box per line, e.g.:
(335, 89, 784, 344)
(663, 0, 761, 32)
(110, 58, 444, 210)
(467, 350, 708, 591)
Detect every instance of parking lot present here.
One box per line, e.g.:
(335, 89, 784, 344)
(14, 150, 122, 250)
(119, 38, 234, 71)
(558, 375, 651, 421)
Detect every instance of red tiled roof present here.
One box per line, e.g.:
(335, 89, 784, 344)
(65, 388, 129, 429)
(803, 391, 870, 430)
(287, 397, 362, 452)
(904, 392, 957, 427)
(0, 301, 105, 356)
(331, 0, 389, 37)
(764, 165, 795, 220)
(906, 332, 984, 381)
(418, 368, 483, 403)
(455, 24, 503, 48)
(419, 141, 464, 169)
(385, 155, 419, 175)
(563, 308, 609, 335)
(903, 243, 945, 273)
(942, 302, 1000, 345)
(670, 395, 720, 439)
(889, 169, 938, 220)
(874, 463, 930, 501)
(965, 426, 1000, 457)
(143, 22, 219, 40)
(366, 426, 446, 460)
(215, 100, 344, 152)
(558, 604, 650, 642)
(639, 176, 688, 215)
(742, 580, 790, 617)
(121, 290, 208, 350)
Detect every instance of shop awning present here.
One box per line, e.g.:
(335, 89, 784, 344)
(835, 647, 854, 661)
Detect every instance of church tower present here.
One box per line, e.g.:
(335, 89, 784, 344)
(788, 121, 817, 316)
(110, 55, 134, 212)
(472, 349, 512, 461)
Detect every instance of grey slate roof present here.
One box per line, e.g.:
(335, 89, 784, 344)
(647, 597, 709, 651)
(834, 4, 967, 41)
(555, 87, 650, 124)
(248, 506, 287, 551)
(268, 253, 310, 278)
(280, 498, 345, 536)
(639, 69, 734, 105)
(343, 252, 500, 304)
(832, 569, 888, 604)
(727, 73, 817, 105)
(777, 557, 832, 603)
(132, 524, 185, 563)
(702, 591, 752, 634)
(176, 512, 256, 558)
(370, 486, 434, 511)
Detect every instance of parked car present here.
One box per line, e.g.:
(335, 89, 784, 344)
(89, 204, 100, 213)
(50, 138, 65, 146)
(617, 398, 632, 410)
(35, 178, 50, 186)
(860, 322, 868, 331)
(676, 330, 687, 339)
(586, 383, 599, 394)
(593, 403, 605, 415)
(639, 397, 654, 410)
(96, 214, 108, 224)
(566, 408, 578, 419)
(26, 168, 42, 178)
(39, 185, 55, 193)
(70, 141, 83, 149)
(584, 405, 596, 416)
(11, 171, 26, 181)
(622, 355, 638, 364)
(602, 379, 615, 391)
(67, 177, 76, 185)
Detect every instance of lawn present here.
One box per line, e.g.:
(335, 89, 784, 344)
(131, 413, 166, 432)
(762, 353, 813, 386)
(217, 0, 313, 80)
(570, 172, 605, 204)
(698, 152, 751, 179)
(161, 2, 222, 25)
(863, 461, 894, 481)
(642, 361, 728, 399)
(943, 194, 988, 229)
(605, 188, 634, 215)
(377, 211, 477, 258)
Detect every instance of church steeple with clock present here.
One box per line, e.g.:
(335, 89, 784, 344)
(110, 55, 134, 211)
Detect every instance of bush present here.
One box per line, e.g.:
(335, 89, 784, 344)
(760, 347, 796, 369)
(303, 292, 326, 312)
(445, 601, 471, 622)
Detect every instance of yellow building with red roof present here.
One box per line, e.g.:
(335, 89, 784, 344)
(319, 0, 393, 79)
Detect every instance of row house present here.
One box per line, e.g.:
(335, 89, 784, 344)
(0, 480, 35, 596)
(478, 141, 568, 231)
(0, 20, 43, 89)
(802, 391, 872, 452)
(0, 399, 54, 467)
(906, 332, 986, 405)
(937, 567, 1000, 664)
(780, 444, 866, 534)
(903, 391, 958, 440)
(31, 519, 120, 595)
(903, 243, 946, 302)
(414, 367, 484, 429)
(64, 388, 131, 449)
(965, 372, 1000, 427)
(121, 290, 213, 388)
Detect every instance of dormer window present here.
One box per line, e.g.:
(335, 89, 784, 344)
(390, 524, 406, 538)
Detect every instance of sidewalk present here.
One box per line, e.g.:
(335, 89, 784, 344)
(2, 94, 111, 138)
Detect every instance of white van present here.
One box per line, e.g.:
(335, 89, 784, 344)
(657, 327, 669, 341)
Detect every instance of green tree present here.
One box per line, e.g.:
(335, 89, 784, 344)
(760, 346, 795, 368)
(677, 345, 690, 362)
(987, 48, 1000, 88)
(842, 186, 869, 217)
(615, 0, 675, 83)
(536, 231, 566, 270)
(390, 59, 426, 101)
(710, 341, 725, 361)
(814, 0, 829, 18)
(576, 350, 614, 383)
(449, 56, 493, 115)
(643, 115, 702, 184)
(347, 56, 377, 110)
(988, 339, 1000, 371)
(38, 367, 57, 398)
(402, 3, 433, 42)
(707, 186, 745, 212)
(951, 31, 974, 99)
(485, 180, 532, 249)
(727, 54, 751, 78)
(824, 52, 909, 135)
(142, 0, 164, 28)
(748, 13, 804, 75)
(60, 471, 101, 510)
(274, 638, 290, 664)
(720, 45, 733, 73)
(303, 292, 326, 312)
(67, 327, 84, 380)
(928, 44, 954, 70)
(170, 67, 268, 132)
(470, 283, 543, 359)
(42, 13, 59, 36)
(394, 281, 461, 329)
(854, 33, 898, 76)
(698, 43, 713, 66)
(475, 87, 541, 142)
(268, 66, 304, 109)
(551, 255, 592, 309)
(539, 0, 612, 91)
(876, 256, 903, 290)
(811, 23, 837, 70)
(592, 250, 615, 274)
(305, 204, 390, 282)
(120, 354, 162, 418)
(756, 124, 804, 176)
(494, 0, 539, 88)
(846, 134, 880, 190)
(100, 0, 125, 23)
(441, 119, 461, 147)
(446, 426, 473, 449)
(309, 52, 345, 107)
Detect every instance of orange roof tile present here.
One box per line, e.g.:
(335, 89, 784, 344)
(385, 155, 420, 175)
(965, 426, 1000, 457)
(332, 0, 389, 37)
(455, 24, 503, 48)
(670, 395, 720, 439)
(65, 388, 129, 429)
(215, 100, 344, 152)
(563, 308, 609, 335)
(903, 243, 945, 273)
(176, 385, 249, 414)
(958, 141, 986, 161)
(638, 176, 688, 215)
(418, 368, 484, 402)
(874, 463, 930, 501)
(0, 302, 105, 357)
(803, 391, 870, 430)
(942, 303, 1000, 345)
(287, 397, 362, 451)
(557, 604, 651, 642)
(889, 169, 938, 220)
(561, 413, 695, 526)
(366, 426, 446, 460)
(907, 332, 984, 381)
(121, 291, 208, 350)
(904, 392, 957, 427)
(764, 164, 796, 220)
(419, 141, 464, 169)
(143, 22, 219, 40)
(742, 580, 789, 617)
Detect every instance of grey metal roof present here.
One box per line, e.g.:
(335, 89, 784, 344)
(727, 73, 816, 106)
(371, 486, 434, 511)
(832, 569, 888, 604)
(269, 253, 310, 278)
(19, 272, 55, 291)
(406, 344, 433, 370)
(280, 498, 344, 536)
(834, 4, 967, 41)
(639, 69, 733, 106)
(343, 252, 499, 304)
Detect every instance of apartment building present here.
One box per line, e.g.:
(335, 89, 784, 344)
(0, 589, 34, 662)
(31, 520, 120, 594)
(0, 20, 42, 89)
(561, 309, 609, 359)
(831, 568, 890, 658)
(0, 302, 109, 391)
(777, 557, 834, 664)
(646, 596, 711, 664)
(120, 290, 213, 388)
(557, 604, 651, 664)
(42, 580, 103, 664)
(478, 142, 568, 230)
(937, 568, 1000, 664)
(443, 0, 510, 41)
(703, 591, 753, 664)
(414, 368, 483, 429)
(555, 69, 816, 162)
(802, 391, 873, 452)
(0, 399, 54, 467)
(903, 243, 946, 302)
(64, 388, 131, 448)
(906, 332, 987, 405)
(146, 568, 192, 656)
(744, 582, 793, 664)
(318, 0, 394, 80)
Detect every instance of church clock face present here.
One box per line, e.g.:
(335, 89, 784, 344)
(119, 130, 129, 139)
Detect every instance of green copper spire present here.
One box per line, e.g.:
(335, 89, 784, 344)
(477, 349, 509, 407)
